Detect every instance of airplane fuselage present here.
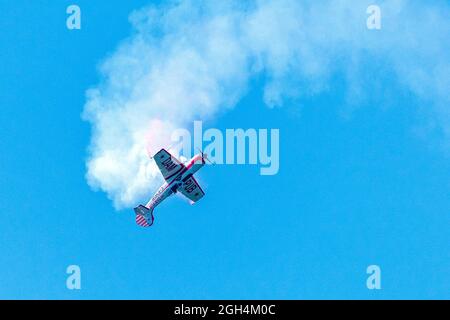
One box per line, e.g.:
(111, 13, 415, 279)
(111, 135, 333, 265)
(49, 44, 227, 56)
(145, 154, 205, 210)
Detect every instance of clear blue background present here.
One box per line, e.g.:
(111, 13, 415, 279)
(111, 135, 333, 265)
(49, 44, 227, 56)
(0, 0, 448, 299)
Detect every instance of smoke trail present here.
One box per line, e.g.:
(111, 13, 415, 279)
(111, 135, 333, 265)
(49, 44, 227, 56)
(83, 0, 450, 208)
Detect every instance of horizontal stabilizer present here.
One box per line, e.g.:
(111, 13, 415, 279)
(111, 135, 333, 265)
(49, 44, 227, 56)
(134, 205, 154, 227)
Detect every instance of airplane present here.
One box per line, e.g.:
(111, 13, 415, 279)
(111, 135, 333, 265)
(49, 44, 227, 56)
(134, 148, 211, 227)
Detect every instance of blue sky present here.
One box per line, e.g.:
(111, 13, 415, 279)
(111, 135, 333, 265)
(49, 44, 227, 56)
(0, 0, 449, 299)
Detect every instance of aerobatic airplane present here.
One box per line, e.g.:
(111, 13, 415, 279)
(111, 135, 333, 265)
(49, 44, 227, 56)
(134, 148, 211, 227)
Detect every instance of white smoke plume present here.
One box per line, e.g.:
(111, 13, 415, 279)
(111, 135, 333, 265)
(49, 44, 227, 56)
(83, 0, 450, 208)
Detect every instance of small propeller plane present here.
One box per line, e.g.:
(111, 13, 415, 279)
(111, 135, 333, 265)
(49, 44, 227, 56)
(134, 148, 211, 227)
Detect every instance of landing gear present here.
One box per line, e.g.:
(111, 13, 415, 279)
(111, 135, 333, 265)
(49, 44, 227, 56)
(170, 182, 183, 193)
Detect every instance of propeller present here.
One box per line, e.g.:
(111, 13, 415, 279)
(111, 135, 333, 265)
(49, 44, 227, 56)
(197, 148, 215, 165)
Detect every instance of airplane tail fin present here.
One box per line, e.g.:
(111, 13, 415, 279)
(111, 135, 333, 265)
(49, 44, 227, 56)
(134, 205, 154, 228)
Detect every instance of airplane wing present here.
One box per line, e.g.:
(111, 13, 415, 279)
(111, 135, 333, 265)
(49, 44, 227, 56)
(153, 149, 185, 181)
(179, 175, 205, 204)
